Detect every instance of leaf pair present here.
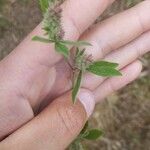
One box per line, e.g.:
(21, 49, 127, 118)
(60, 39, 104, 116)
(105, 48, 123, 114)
(80, 122, 103, 141)
(69, 122, 103, 150)
(69, 129, 103, 150)
(32, 36, 92, 59)
(72, 50, 122, 103)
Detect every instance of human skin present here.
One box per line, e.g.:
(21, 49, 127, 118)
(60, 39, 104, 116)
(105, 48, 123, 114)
(0, 0, 150, 149)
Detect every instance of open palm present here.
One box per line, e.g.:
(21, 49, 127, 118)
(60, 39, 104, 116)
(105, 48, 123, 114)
(0, 0, 150, 141)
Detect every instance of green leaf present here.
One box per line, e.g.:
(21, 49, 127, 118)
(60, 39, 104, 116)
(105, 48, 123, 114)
(91, 61, 119, 68)
(87, 66, 122, 77)
(60, 40, 92, 47)
(83, 129, 103, 140)
(55, 42, 69, 58)
(72, 71, 82, 103)
(87, 61, 122, 77)
(32, 36, 54, 43)
(39, 0, 49, 13)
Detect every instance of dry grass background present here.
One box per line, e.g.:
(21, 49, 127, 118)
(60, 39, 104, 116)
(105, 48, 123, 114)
(0, 0, 150, 150)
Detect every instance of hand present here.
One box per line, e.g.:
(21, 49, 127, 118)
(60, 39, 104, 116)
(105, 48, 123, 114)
(0, 0, 150, 149)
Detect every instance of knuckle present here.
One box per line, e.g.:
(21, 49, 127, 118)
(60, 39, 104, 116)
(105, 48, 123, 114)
(56, 102, 85, 137)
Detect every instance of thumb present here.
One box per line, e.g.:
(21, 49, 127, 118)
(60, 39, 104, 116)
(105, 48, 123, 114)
(0, 89, 95, 150)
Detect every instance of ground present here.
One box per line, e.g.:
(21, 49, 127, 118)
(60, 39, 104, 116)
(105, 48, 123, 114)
(0, 0, 149, 150)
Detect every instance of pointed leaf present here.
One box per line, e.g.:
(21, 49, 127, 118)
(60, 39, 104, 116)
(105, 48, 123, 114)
(55, 42, 69, 58)
(83, 129, 103, 140)
(87, 61, 122, 77)
(32, 36, 54, 43)
(72, 71, 82, 103)
(60, 40, 92, 47)
(87, 66, 122, 77)
(91, 61, 119, 68)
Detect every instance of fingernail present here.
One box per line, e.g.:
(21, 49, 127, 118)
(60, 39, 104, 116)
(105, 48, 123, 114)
(77, 89, 95, 117)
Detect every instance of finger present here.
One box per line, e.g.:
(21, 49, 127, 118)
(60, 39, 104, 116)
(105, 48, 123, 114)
(105, 31, 150, 68)
(81, 0, 150, 60)
(0, 89, 95, 150)
(83, 30, 150, 89)
(93, 60, 142, 102)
